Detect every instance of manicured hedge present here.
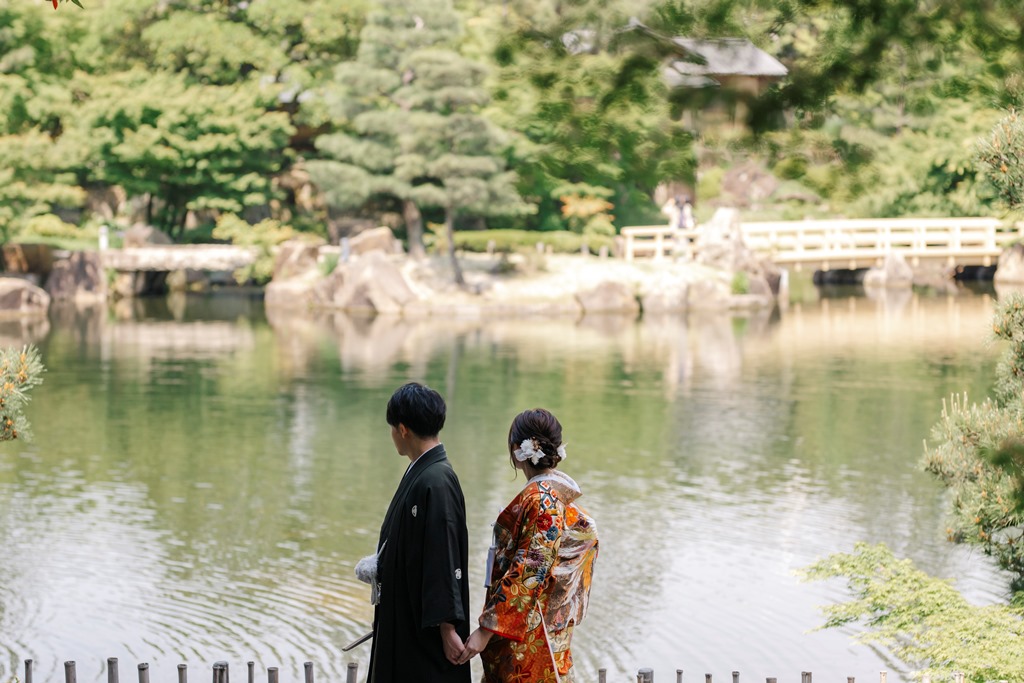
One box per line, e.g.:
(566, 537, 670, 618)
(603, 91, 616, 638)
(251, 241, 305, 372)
(450, 229, 615, 254)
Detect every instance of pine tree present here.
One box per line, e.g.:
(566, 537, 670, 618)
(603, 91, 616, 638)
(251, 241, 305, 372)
(308, 0, 530, 276)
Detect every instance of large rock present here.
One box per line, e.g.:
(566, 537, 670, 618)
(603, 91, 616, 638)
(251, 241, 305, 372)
(2, 243, 54, 281)
(686, 278, 731, 310)
(862, 253, 913, 289)
(314, 252, 418, 315)
(996, 243, 1024, 284)
(349, 227, 402, 257)
(639, 269, 691, 314)
(45, 252, 106, 303)
(265, 275, 321, 310)
(0, 278, 51, 317)
(696, 208, 782, 297)
(123, 224, 173, 247)
(273, 239, 322, 280)
(575, 281, 640, 316)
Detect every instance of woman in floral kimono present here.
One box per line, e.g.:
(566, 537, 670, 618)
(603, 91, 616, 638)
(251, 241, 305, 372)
(457, 409, 599, 683)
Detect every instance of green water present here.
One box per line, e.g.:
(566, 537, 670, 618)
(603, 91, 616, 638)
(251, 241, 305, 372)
(0, 290, 1012, 683)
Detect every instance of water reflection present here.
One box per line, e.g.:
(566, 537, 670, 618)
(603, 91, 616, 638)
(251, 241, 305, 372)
(0, 291, 1013, 683)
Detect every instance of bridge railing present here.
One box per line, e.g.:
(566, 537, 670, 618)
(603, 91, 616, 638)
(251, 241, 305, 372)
(620, 225, 699, 261)
(622, 217, 1024, 268)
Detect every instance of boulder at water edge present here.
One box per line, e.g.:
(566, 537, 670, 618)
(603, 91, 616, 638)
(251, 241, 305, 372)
(314, 251, 418, 315)
(995, 243, 1024, 284)
(348, 227, 403, 257)
(264, 239, 325, 310)
(862, 253, 913, 289)
(0, 278, 51, 317)
(575, 281, 640, 315)
(45, 251, 106, 303)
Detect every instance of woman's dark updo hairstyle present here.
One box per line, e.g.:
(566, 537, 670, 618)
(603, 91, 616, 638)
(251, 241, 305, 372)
(508, 408, 564, 471)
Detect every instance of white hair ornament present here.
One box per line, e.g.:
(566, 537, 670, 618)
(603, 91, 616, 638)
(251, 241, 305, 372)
(514, 438, 568, 466)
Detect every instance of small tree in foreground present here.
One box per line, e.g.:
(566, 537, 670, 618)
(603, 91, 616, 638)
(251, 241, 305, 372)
(924, 296, 1024, 586)
(803, 543, 1024, 681)
(0, 346, 44, 442)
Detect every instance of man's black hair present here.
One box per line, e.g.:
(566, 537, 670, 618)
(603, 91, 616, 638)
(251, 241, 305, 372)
(386, 382, 446, 438)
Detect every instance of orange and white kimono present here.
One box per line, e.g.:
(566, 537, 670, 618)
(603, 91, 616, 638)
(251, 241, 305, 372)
(478, 470, 598, 683)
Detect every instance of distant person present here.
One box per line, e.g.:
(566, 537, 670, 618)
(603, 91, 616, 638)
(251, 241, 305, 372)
(357, 382, 471, 683)
(661, 195, 682, 230)
(456, 408, 599, 683)
(680, 195, 696, 233)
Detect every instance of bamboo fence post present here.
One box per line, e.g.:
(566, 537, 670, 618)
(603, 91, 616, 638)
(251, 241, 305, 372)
(138, 663, 149, 683)
(247, 662, 254, 683)
(345, 663, 358, 683)
(637, 668, 654, 683)
(64, 661, 77, 683)
(24, 659, 32, 683)
(178, 664, 187, 683)
(108, 658, 119, 683)
(267, 667, 278, 683)
(304, 662, 313, 683)
(598, 670, 607, 683)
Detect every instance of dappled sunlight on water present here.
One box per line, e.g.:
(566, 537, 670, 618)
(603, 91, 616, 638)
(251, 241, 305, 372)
(0, 290, 1014, 682)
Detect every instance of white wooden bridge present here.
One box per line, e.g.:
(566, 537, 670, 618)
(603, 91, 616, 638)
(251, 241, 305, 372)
(100, 244, 259, 272)
(622, 217, 1024, 270)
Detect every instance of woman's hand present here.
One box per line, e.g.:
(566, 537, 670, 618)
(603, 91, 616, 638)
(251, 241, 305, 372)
(456, 628, 493, 665)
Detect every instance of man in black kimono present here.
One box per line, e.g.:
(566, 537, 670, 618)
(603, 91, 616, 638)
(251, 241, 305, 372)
(364, 383, 471, 683)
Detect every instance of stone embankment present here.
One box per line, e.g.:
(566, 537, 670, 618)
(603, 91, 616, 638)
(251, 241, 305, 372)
(266, 212, 782, 318)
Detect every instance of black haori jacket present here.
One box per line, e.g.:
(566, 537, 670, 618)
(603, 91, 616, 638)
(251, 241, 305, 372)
(368, 444, 471, 683)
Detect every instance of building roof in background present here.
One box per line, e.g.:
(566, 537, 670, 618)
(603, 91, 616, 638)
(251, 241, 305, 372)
(669, 38, 788, 78)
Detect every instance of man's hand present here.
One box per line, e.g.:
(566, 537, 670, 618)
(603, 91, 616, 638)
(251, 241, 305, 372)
(456, 628, 493, 666)
(440, 622, 464, 666)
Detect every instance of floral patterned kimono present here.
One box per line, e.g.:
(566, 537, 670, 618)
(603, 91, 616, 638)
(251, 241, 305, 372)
(479, 470, 599, 683)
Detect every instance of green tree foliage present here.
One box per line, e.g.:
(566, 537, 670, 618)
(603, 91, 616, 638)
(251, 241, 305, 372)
(67, 70, 293, 238)
(474, 0, 694, 229)
(211, 213, 300, 285)
(924, 296, 1024, 585)
(0, 346, 44, 442)
(978, 110, 1024, 211)
(803, 543, 1024, 681)
(309, 0, 531, 280)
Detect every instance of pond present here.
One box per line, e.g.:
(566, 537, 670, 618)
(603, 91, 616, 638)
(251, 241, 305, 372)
(0, 287, 1014, 683)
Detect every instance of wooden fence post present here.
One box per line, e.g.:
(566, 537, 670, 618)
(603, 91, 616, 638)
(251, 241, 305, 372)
(345, 662, 358, 683)
(304, 662, 313, 683)
(637, 668, 654, 683)
(64, 661, 77, 683)
(732, 672, 739, 683)
(138, 663, 149, 683)
(247, 662, 254, 683)
(24, 660, 33, 683)
(108, 658, 120, 683)
(705, 674, 712, 683)
(676, 671, 683, 683)
(598, 669, 607, 683)
(178, 664, 187, 683)
(267, 667, 278, 683)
